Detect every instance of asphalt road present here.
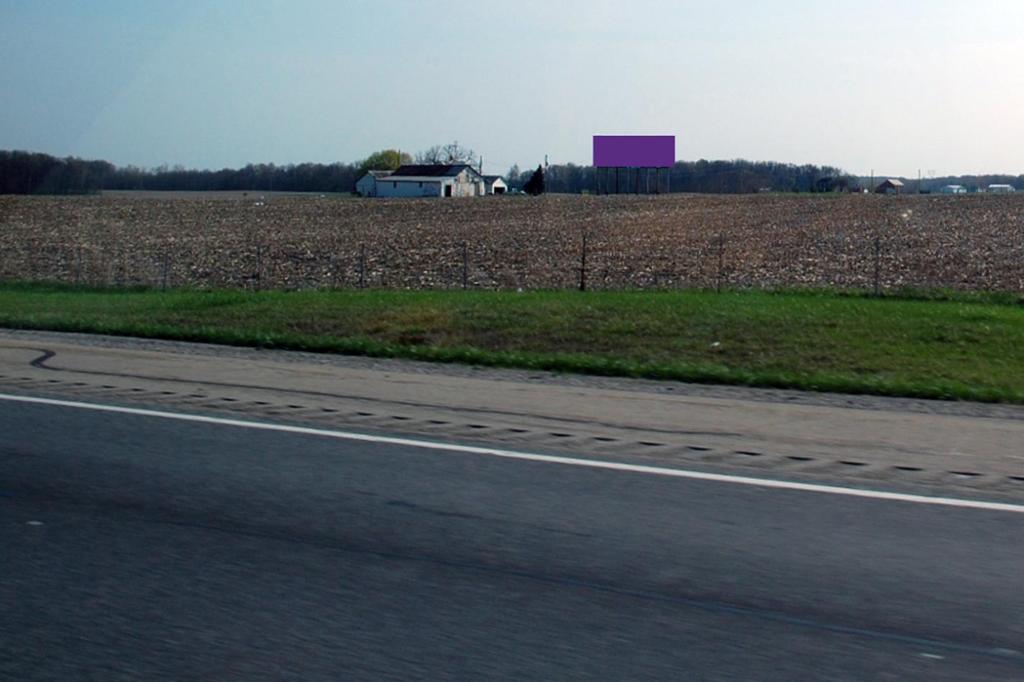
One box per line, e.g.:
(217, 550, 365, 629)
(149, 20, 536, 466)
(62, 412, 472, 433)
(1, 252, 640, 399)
(2, 398, 1023, 680)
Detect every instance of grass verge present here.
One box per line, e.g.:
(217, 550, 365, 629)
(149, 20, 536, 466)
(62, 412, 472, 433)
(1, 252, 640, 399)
(1, 282, 1023, 403)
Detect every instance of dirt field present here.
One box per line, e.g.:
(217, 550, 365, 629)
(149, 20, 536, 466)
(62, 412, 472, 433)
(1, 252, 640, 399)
(2, 192, 1024, 292)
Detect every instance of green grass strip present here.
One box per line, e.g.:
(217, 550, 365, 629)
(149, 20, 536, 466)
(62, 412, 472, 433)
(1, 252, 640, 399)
(2, 282, 1023, 404)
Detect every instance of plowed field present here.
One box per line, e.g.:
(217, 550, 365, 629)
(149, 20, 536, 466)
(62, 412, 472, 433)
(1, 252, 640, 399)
(2, 192, 1023, 292)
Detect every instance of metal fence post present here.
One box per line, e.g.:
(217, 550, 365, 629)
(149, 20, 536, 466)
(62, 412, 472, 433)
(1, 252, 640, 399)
(255, 244, 263, 292)
(461, 241, 468, 289)
(358, 243, 366, 289)
(114, 247, 124, 288)
(873, 234, 881, 296)
(161, 251, 170, 290)
(716, 233, 724, 293)
(579, 232, 588, 292)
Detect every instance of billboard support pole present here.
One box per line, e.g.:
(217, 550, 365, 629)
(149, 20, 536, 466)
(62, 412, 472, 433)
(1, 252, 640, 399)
(592, 136, 675, 195)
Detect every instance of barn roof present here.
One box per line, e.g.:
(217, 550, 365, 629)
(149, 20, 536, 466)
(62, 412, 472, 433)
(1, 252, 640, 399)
(392, 164, 478, 178)
(883, 178, 904, 186)
(483, 175, 506, 183)
(358, 170, 394, 181)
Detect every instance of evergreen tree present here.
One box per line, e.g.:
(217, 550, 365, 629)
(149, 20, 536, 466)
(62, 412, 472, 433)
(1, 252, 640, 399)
(524, 165, 545, 195)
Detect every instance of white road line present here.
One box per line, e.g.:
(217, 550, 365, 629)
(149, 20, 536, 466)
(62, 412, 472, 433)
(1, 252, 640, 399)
(3, 391, 1024, 514)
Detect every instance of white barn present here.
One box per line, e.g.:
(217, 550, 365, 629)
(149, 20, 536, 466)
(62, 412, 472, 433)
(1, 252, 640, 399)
(376, 164, 484, 198)
(483, 175, 508, 195)
(988, 184, 1016, 194)
(355, 170, 393, 197)
(940, 184, 967, 194)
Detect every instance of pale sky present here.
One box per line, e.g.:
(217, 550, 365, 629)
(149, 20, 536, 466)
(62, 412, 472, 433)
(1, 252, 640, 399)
(2, 0, 1023, 177)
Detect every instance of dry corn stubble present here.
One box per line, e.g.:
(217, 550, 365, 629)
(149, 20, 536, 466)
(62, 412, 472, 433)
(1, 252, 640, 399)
(2, 192, 1024, 292)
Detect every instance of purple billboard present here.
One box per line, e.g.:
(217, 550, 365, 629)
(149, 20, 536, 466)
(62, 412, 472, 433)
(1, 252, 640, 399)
(593, 135, 675, 168)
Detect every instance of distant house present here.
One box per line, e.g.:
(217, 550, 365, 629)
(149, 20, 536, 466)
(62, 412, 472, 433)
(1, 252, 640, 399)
(483, 175, 508, 195)
(376, 164, 484, 198)
(940, 184, 967, 195)
(988, 184, 1016, 194)
(875, 179, 904, 195)
(355, 170, 393, 197)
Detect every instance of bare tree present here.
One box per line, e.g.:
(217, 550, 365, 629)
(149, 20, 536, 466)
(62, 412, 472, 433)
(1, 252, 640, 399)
(415, 141, 477, 166)
(505, 163, 521, 189)
(415, 145, 444, 164)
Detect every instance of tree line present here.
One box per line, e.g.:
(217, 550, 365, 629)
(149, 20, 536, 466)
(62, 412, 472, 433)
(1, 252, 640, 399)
(0, 149, 864, 196)
(6, 147, 1019, 196)
(0, 148, 475, 195)
(509, 160, 853, 194)
(0, 150, 368, 195)
(0, 151, 116, 194)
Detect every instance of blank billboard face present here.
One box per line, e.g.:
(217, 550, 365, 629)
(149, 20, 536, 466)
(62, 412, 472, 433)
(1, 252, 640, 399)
(593, 136, 675, 168)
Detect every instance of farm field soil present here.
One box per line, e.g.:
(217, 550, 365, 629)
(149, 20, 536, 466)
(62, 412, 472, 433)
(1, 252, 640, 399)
(2, 192, 1024, 291)
(2, 284, 1023, 404)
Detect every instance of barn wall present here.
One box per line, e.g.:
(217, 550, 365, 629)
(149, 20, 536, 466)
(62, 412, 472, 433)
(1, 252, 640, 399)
(451, 170, 483, 196)
(355, 177, 377, 197)
(377, 180, 442, 197)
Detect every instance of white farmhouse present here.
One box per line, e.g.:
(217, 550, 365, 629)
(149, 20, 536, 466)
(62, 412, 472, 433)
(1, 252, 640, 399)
(482, 175, 508, 195)
(988, 184, 1016, 194)
(355, 170, 393, 197)
(940, 184, 967, 194)
(376, 164, 484, 198)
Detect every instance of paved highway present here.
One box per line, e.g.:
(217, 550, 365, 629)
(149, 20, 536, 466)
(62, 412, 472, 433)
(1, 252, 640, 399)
(2, 396, 1022, 680)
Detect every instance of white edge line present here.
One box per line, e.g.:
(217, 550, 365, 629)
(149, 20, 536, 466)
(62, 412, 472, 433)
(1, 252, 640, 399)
(3, 391, 1024, 515)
